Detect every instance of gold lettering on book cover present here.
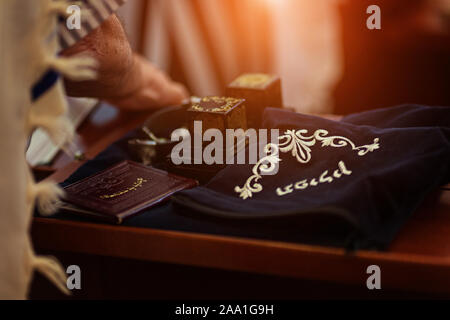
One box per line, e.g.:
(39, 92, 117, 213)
(100, 177, 148, 199)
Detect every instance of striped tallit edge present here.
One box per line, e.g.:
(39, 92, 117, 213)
(58, 0, 126, 49)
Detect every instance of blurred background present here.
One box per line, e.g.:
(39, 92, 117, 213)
(117, 0, 450, 115)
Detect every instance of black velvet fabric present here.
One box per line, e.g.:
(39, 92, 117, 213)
(55, 105, 450, 250)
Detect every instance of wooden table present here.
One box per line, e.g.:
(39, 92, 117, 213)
(31, 104, 450, 299)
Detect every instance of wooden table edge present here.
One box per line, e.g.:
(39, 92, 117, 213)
(32, 217, 450, 295)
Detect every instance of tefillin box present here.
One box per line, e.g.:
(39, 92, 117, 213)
(186, 96, 247, 134)
(226, 73, 283, 128)
(167, 96, 248, 183)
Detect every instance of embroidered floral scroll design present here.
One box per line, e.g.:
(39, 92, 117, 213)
(234, 129, 380, 199)
(234, 143, 281, 200)
(278, 129, 380, 162)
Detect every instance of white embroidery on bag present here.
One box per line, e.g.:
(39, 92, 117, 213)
(235, 129, 380, 200)
(276, 161, 352, 197)
(278, 129, 380, 163)
(234, 143, 281, 200)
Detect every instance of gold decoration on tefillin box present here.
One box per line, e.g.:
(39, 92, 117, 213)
(230, 73, 274, 89)
(187, 96, 247, 134)
(190, 96, 242, 113)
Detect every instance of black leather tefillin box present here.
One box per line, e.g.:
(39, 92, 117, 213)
(165, 96, 249, 183)
(226, 73, 283, 128)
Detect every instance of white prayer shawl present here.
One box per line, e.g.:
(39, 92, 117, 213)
(0, 0, 96, 299)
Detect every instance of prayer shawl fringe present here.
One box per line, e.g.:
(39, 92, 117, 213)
(0, 0, 96, 299)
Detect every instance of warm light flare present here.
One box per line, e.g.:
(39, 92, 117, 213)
(263, 0, 285, 7)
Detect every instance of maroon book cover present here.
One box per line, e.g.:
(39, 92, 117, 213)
(62, 161, 198, 224)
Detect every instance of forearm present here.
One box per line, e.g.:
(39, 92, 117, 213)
(62, 14, 141, 100)
(62, 14, 188, 110)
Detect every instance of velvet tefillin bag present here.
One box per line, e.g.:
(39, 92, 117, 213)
(173, 105, 450, 250)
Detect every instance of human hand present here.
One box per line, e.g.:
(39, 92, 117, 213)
(106, 54, 189, 111)
(62, 15, 189, 110)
